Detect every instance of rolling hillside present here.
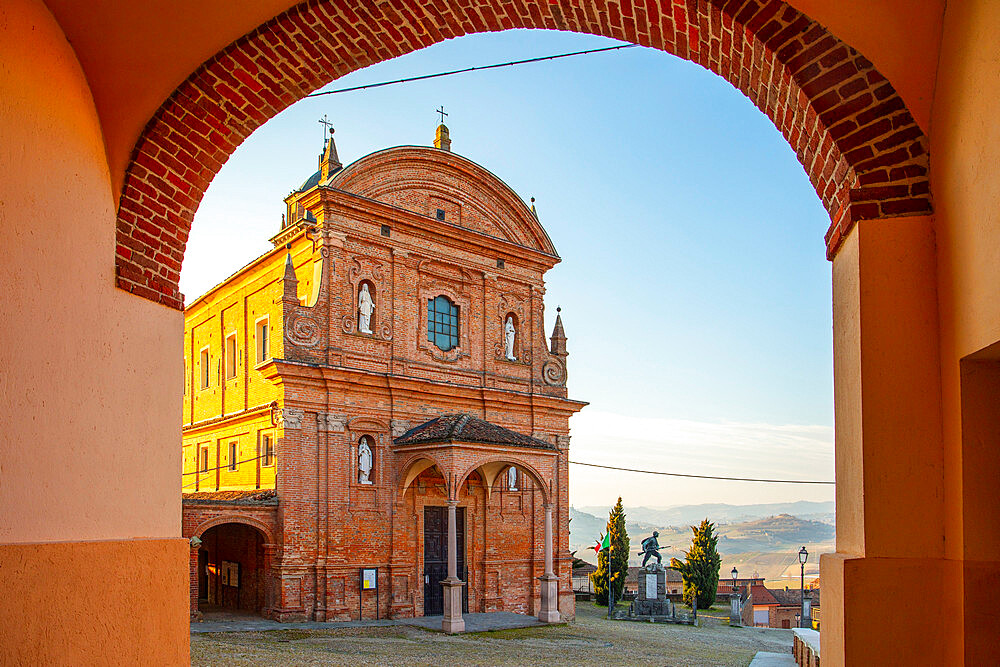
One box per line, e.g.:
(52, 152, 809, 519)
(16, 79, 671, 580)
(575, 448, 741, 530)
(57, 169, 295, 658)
(571, 505, 833, 582)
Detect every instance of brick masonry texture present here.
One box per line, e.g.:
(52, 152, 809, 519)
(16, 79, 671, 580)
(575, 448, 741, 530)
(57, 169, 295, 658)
(115, 0, 932, 309)
(180, 141, 584, 622)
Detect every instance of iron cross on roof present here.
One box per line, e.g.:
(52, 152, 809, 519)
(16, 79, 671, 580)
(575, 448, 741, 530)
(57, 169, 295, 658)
(318, 114, 333, 140)
(436, 106, 448, 124)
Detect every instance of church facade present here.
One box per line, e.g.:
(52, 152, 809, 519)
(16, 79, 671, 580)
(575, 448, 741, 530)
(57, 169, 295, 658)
(181, 125, 585, 629)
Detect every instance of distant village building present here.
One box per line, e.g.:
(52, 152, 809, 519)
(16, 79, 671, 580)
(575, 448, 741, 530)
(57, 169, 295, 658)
(181, 123, 586, 627)
(749, 585, 821, 629)
(717, 575, 767, 598)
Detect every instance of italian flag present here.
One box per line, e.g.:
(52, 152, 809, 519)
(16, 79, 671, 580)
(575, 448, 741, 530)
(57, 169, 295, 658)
(593, 532, 610, 554)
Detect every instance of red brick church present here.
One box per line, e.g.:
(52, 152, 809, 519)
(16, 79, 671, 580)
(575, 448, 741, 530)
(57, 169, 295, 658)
(180, 122, 585, 630)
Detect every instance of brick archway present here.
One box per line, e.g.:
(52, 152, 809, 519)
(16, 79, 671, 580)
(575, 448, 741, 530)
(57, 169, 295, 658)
(115, 0, 931, 309)
(458, 457, 552, 504)
(193, 515, 276, 545)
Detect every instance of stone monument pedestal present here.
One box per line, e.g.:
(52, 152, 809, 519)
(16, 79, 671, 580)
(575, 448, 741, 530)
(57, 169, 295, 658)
(632, 564, 673, 617)
(537, 573, 561, 623)
(441, 577, 465, 633)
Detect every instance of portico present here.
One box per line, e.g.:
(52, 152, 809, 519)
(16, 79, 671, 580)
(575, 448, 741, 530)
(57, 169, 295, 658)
(396, 414, 564, 631)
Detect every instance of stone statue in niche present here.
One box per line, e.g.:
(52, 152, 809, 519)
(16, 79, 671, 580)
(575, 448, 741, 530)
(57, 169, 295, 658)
(507, 465, 518, 490)
(504, 316, 517, 361)
(358, 438, 373, 484)
(358, 283, 375, 335)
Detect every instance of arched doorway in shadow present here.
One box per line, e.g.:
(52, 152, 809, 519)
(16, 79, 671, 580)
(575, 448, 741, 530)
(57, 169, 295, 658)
(197, 522, 269, 619)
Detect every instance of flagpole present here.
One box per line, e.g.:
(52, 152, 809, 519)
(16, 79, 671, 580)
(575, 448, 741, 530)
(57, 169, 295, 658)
(607, 537, 612, 620)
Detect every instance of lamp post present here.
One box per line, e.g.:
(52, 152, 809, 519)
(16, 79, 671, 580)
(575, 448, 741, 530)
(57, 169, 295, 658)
(798, 546, 809, 628)
(730, 566, 740, 626)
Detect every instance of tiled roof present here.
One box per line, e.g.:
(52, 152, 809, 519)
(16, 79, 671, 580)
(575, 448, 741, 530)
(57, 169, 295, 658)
(770, 587, 820, 607)
(182, 489, 278, 505)
(750, 585, 780, 605)
(394, 414, 553, 450)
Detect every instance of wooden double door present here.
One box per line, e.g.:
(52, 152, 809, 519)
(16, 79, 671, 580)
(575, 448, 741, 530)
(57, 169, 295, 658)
(423, 505, 468, 615)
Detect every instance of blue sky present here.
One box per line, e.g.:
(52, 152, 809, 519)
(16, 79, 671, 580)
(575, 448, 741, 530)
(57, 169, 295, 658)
(182, 29, 835, 508)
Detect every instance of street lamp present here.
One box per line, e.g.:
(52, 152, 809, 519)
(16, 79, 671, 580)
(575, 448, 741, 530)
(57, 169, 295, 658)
(730, 566, 740, 626)
(798, 546, 809, 628)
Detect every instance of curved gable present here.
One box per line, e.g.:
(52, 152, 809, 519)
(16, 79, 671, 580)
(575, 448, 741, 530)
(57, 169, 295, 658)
(328, 147, 557, 256)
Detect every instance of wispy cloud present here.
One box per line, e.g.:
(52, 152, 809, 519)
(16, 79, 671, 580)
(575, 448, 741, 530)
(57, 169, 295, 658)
(568, 411, 834, 508)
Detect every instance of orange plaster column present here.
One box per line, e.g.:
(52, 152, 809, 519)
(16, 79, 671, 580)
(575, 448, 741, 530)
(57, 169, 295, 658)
(823, 216, 961, 665)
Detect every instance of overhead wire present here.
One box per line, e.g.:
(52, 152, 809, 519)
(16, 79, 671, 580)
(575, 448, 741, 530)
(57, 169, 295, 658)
(305, 43, 637, 97)
(568, 460, 835, 484)
(184, 42, 835, 493)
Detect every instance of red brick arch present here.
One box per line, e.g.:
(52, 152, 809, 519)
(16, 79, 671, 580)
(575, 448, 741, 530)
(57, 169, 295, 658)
(116, 0, 931, 309)
(458, 457, 551, 504)
(193, 515, 277, 545)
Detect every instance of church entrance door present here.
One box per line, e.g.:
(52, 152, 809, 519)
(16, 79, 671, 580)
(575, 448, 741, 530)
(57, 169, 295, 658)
(423, 505, 466, 615)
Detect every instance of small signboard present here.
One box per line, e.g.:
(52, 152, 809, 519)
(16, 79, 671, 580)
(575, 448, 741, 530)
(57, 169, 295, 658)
(221, 560, 240, 588)
(362, 568, 377, 590)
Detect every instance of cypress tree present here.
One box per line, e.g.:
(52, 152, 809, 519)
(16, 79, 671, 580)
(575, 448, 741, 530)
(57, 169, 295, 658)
(670, 518, 721, 609)
(591, 497, 629, 606)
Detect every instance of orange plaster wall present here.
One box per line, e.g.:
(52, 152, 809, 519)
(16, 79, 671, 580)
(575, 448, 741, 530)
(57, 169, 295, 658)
(855, 218, 944, 559)
(931, 0, 1000, 567)
(933, 0, 1000, 359)
(44, 0, 297, 195)
(0, 0, 181, 542)
(831, 231, 863, 557)
(821, 552, 962, 666)
(0, 539, 190, 664)
(832, 218, 945, 560)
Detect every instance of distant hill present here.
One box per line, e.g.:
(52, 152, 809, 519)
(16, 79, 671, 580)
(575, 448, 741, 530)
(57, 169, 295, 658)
(571, 505, 834, 577)
(575, 501, 835, 527)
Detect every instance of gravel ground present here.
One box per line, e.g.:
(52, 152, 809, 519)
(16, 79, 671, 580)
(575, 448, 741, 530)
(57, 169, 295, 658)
(191, 602, 793, 666)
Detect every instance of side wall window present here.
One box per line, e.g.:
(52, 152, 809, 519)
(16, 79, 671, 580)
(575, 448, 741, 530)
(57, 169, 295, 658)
(225, 333, 237, 379)
(260, 434, 274, 467)
(255, 317, 269, 364)
(427, 295, 459, 351)
(200, 347, 210, 389)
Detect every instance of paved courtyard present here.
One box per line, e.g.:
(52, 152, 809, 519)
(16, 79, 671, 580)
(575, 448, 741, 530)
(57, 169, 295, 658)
(191, 602, 794, 666)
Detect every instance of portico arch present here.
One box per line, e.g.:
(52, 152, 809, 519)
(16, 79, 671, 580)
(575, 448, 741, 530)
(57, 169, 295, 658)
(458, 457, 551, 504)
(398, 453, 448, 497)
(113, 0, 932, 309)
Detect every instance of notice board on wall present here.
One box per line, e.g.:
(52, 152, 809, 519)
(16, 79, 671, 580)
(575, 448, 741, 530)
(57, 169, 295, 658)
(221, 560, 240, 588)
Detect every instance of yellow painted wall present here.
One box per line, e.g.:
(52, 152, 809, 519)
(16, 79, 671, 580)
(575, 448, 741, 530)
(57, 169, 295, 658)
(183, 414, 279, 491)
(182, 238, 316, 490)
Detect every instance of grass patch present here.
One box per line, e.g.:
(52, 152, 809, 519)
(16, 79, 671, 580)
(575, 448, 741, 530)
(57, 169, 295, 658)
(470, 626, 559, 640)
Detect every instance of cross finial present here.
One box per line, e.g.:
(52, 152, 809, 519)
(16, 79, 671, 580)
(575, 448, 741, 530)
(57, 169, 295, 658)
(318, 114, 334, 141)
(436, 106, 448, 125)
